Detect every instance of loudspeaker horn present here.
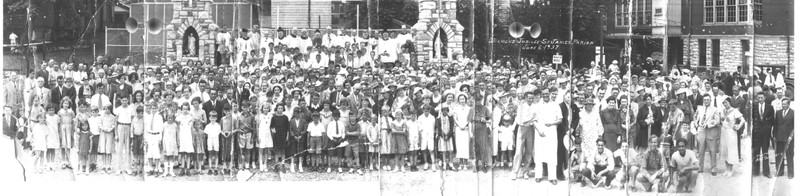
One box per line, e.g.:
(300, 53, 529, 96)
(125, 18, 138, 33)
(509, 22, 525, 38)
(147, 18, 163, 34)
(526, 23, 542, 38)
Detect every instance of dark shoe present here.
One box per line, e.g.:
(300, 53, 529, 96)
(764, 174, 773, 178)
(550, 180, 558, 185)
(535, 178, 542, 183)
(778, 172, 785, 177)
(710, 171, 716, 176)
(207, 170, 213, 175)
(482, 165, 489, 173)
(789, 174, 794, 179)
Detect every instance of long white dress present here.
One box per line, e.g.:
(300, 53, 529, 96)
(257, 113, 274, 149)
(453, 104, 471, 159)
(720, 108, 742, 165)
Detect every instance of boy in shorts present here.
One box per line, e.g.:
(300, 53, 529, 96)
(205, 111, 222, 175)
(307, 112, 325, 172)
(344, 112, 363, 174)
(237, 102, 256, 169)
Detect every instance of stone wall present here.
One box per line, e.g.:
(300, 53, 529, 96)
(754, 36, 794, 67)
(165, 0, 218, 64)
(413, 0, 464, 64)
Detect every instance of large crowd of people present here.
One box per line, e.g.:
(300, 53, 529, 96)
(1, 24, 794, 194)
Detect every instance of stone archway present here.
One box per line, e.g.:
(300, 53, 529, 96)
(182, 26, 199, 57)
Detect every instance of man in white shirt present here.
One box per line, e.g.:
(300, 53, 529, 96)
(113, 96, 135, 174)
(512, 90, 540, 179)
(90, 83, 112, 110)
(534, 88, 562, 184)
(670, 138, 700, 193)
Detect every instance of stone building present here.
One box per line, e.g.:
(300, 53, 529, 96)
(602, 0, 793, 75)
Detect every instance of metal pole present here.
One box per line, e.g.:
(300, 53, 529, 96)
(357, 5, 360, 29)
(470, 0, 475, 56)
(626, 0, 633, 67)
(600, 6, 605, 67)
(489, 0, 494, 64)
(367, 0, 371, 29)
(308, 0, 311, 28)
(662, 0, 669, 73)
(569, 0, 574, 70)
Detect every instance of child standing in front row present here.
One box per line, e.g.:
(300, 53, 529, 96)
(144, 103, 164, 176)
(497, 114, 516, 168)
(161, 112, 179, 177)
(131, 106, 145, 175)
(405, 111, 420, 172)
(219, 105, 236, 175)
(362, 114, 379, 171)
(98, 106, 117, 173)
(205, 111, 222, 175)
(30, 113, 48, 173)
(44, 105, 60, 171)
(76, 120, 92, 175)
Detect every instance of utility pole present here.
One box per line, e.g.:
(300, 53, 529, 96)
(569, 0, 574, 71)
(662, 0, 669, 73)
(489, 0, 494, 64)
(470, 0, 475, 56)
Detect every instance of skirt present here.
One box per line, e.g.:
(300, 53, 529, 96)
(98, 132, 115, 154)
(219, 135, 234, 162)
(455, 127, 471, 159)
(257, 127, 273, 149)
(391, 134, 409, 154)
(78, 132, 92, 156)
(438, 136, 453, 152)
(131, 135, 144, 155)
(381, 129, 393, 154)
(46, 127, 60, 149)
(193, 133, 206, 154)
(59, 125, 74, 148)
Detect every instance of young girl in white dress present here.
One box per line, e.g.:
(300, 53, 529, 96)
(257, 103, 274, 171)
(175, 103, 195, 176)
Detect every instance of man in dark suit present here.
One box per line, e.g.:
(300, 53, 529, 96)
(730, 85, 747, 159)
(50, 76, 65, 109)
(752, 91, 775, 178)
(557, 92, 580, 180)
(690, 89, 703, 111)
(202, 88, 226, 123)
(774, 97, 794, 178)
(35, 63, 50, 89)
(328, 83, 350, 106)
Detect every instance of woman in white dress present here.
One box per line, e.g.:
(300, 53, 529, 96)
(720, 98, 745, 177)
(453, 93, 472, 171)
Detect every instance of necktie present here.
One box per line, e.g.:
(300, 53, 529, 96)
(760, 104, 764, 119)
(335, 120, 339, 137)
(784, 109, 788, 118)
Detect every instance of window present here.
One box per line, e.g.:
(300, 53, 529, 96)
(753, 0, 763, 21)
(739, 5, 748, 22)
(704, 0, 749, 24)
(614, 0, 652, 26)
(712, 39, 720, 67)
(699, 39, 707, 66)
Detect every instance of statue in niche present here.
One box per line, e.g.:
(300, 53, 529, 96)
(432, 27, 448, 59)
(183, 26, 199, 57)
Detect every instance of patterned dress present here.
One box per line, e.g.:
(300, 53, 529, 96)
(57, 109, 75, 148)
(161, 122, 179, 156)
